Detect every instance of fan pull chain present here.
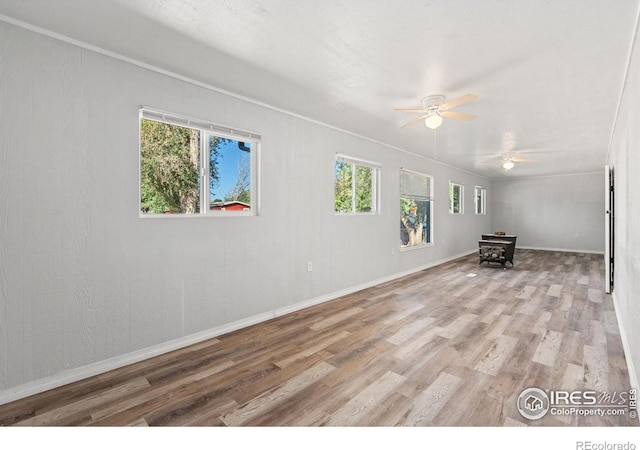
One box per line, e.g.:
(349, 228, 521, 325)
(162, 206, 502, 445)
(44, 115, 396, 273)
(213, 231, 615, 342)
(433, 128, 438, 160)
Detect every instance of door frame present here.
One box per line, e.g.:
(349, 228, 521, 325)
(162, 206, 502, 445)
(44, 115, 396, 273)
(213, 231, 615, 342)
(605, 165, 614, 293)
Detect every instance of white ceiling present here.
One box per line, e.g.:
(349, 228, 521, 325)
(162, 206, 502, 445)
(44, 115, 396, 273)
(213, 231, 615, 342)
(1, 0, 638, 179)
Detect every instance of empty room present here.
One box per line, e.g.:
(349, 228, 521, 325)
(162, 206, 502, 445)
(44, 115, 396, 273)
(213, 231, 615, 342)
(1, 0, 640, 441)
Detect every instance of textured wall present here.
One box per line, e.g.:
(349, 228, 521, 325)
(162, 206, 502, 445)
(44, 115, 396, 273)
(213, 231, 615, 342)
(491, 173, 605, 253)
(0, 23, 492, 400)
(608, 15, 640, 389)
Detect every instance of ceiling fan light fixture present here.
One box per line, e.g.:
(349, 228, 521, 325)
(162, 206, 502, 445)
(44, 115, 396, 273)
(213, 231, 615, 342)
(424, 112, 443, 129)
(503, 160, 515, 171)
(395, 93, 476, 131)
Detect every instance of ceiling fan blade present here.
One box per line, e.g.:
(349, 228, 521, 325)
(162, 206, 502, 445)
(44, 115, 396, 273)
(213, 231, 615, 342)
(478, 149, 545, 158)
(400, 115, 428, 129)
(440, 93, 478, 111)
(441, 111, 476, 121)
(512, 157, 535, 162)
(394, 108, 427, 113)
(479, 159, 508, 165)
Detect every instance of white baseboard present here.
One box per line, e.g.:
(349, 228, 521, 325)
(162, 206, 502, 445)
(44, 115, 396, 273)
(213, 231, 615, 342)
(518, 246, 604, 255)
(0, 312, 277, 406)
(0, 249, 476, 406)
(275, 249, 476, 317)
(612, 292, 639, 392)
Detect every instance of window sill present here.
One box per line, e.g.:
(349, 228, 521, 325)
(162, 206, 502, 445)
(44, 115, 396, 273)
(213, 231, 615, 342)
(139, 211, 255, 219)
(399, 242, 434, 252)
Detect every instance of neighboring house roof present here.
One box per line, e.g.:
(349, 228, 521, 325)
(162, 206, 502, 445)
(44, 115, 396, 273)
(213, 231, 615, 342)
(210, 201, 250, 210)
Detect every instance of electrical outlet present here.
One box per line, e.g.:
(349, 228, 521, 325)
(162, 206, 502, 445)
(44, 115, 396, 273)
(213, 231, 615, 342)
(307, 261, 313, 272)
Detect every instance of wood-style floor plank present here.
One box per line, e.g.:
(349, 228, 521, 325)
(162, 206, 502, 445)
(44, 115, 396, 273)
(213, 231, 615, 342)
(325, 370, 406, 426)
(399, 372, 462, 426)
(0, 249, 636, 427)
(221, 362, 336, 426)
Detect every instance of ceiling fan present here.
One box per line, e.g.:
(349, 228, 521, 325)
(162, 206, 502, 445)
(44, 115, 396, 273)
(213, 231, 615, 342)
(395, 93, 478, 130)
(481, 152, 536, 172)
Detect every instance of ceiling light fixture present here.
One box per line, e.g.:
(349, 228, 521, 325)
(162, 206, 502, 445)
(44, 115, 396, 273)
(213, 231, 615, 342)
(502, 160, 515, 171)
(424, 112, 443, 129)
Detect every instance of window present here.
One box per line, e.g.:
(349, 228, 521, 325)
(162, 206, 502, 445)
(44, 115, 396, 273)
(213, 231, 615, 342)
(475, 186, 487, 215)
(334, 155, 380, 214)
(400, 169, 433, 248)
(449, 181, 464, 214)
(139, 109, 259, 216)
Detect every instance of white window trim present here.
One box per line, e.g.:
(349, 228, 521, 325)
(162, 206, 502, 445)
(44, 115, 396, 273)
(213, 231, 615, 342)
(334, 154, 381, 215)
(141, 108, 260, 142)
(475, 186, 487, 215)
(400, 168, 434, 251)
(139, 107, 261, 218)
(449, 181, 464, 215)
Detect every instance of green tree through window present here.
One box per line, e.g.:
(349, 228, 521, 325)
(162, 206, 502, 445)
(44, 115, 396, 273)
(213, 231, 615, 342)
(334, 156, 377, 214)
(140, 119, 229, 214)
(334, 161, 353, 213)
(449, 182, 463, 214)
(355, 165, 373, 212)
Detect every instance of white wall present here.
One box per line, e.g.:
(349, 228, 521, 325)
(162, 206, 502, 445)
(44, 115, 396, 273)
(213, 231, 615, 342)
(0, 23, 492, 402)
(607, 14, 640, 390)
(491, 173, 605, 253)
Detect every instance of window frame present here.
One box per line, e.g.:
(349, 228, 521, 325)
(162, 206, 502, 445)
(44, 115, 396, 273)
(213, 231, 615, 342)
(400, 168, 434, 250)
(139, 108, 260, 218)
(448, 181, 464, 215)
(475, 186, 487, 215)
(334, 154, 381, 215)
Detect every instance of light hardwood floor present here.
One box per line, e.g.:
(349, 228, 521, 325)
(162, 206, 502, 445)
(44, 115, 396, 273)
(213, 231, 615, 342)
(0, 249, 637, 426)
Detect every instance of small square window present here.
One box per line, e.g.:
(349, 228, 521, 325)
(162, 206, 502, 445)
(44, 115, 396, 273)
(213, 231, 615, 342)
(139, 109, 259, 216)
